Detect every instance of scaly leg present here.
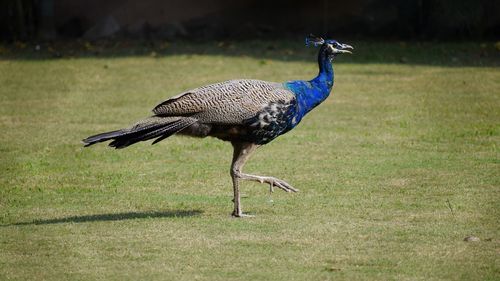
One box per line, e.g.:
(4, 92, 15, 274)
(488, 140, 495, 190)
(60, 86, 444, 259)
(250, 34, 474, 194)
(230, 142, 298, 218)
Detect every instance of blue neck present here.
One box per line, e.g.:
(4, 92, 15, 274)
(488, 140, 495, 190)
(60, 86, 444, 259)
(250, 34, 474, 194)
(285, 45, 334, 120)
(312, 46, 334, 93)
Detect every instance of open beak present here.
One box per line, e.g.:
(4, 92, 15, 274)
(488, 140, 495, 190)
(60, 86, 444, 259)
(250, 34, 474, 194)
(338, 43, 354, 54)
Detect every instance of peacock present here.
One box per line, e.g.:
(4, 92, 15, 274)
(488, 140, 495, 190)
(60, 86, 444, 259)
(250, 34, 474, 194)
(83, 35, 353, 217)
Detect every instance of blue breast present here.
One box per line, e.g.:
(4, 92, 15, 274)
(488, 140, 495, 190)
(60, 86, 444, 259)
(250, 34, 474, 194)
(242, 77, 333, 145)
(283, 76, 333, 128)
(243, 47, 335, 144)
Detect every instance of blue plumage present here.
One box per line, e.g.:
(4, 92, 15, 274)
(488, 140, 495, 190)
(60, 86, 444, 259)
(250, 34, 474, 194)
(83, 36, 353, 217)
(250, 37, 351, 144)
(286, 38, 348, 122)
(241, 37, 352, 146)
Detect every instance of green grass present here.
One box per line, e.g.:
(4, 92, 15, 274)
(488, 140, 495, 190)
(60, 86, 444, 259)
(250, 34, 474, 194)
(0, 41, 499, 280)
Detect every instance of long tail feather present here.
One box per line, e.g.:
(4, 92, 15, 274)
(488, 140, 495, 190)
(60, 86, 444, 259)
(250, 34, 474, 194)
(82, 130, 124, 147)
(82, 117, 197, 149)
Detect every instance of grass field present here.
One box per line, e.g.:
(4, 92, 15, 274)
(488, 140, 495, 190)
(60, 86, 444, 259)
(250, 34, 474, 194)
(0, 40, 499, 280)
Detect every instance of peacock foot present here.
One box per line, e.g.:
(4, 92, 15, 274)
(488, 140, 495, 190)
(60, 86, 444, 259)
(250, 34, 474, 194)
(258, 176, 299, 193)
(232, 212, 255, 218)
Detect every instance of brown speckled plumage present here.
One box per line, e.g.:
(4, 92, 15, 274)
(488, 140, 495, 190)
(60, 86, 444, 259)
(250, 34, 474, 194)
(83, 79, 296, 147)
(154, 79, 294, 124)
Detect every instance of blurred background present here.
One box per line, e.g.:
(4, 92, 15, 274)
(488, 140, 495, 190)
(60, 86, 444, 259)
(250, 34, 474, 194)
(1, 0, 499, 42)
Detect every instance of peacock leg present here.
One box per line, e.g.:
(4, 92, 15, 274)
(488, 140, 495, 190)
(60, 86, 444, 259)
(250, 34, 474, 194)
(230, 142, 298, 217)
(230, 142, 260, 217)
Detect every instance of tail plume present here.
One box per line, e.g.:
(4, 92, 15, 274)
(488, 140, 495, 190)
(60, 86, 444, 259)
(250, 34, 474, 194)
(82, 117, 197, 149)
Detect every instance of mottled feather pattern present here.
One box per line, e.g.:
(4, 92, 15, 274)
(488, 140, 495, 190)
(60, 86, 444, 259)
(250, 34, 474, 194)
(153, 79, 295, 124)
(83, 80, 299, 148)
(148, 79, 302, 144)
(124, 116, 182, 133)
(243, 99, 298, 144)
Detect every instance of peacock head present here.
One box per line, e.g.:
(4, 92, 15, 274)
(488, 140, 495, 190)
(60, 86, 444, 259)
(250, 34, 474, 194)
(305, 35, 353, 60)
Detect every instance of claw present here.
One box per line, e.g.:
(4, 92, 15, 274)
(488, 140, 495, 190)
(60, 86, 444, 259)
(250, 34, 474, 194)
(267, 177, 298, 193)
(238, 173, 299, 193)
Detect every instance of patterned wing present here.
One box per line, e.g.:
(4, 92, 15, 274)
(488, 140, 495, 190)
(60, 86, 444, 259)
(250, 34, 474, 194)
(152, 79, 296, 125)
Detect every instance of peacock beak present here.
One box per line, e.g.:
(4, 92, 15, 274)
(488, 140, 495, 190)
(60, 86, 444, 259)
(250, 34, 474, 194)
(338, 43, 354, 54)
(330, 43, 354, 55)
(342, 44, 354, 50)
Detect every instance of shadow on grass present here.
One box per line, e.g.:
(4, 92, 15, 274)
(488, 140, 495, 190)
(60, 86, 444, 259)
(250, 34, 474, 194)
(1, 209, 203, 227)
